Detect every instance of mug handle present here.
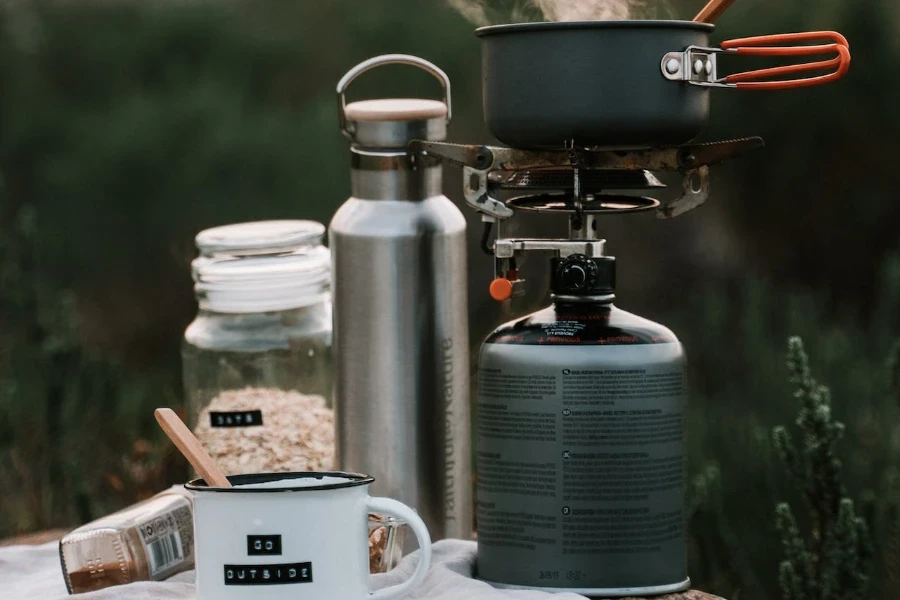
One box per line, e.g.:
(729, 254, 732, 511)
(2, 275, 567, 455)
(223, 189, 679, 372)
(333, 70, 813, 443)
(366, 497, 432, 600)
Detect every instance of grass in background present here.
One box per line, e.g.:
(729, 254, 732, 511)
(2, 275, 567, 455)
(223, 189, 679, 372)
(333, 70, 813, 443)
(0, 202, 186, 532)
(671, 259, 900, 599)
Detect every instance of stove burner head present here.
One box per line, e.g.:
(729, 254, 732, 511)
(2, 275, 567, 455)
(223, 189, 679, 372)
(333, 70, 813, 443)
(407, 136, 763, 221)
(489, 169, 665, 194)
(506, 194, 660, 214)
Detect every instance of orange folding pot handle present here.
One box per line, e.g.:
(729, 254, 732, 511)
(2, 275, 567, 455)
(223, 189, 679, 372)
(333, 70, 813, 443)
(719, 31, 851, 90)
(662, 31, 851, 91)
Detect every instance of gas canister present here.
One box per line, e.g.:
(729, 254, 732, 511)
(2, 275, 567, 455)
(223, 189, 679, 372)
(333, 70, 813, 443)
(476, 254, 689, 596)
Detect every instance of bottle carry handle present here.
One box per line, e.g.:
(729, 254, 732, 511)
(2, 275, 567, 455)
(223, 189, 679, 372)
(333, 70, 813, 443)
(336, 54, 452, 139)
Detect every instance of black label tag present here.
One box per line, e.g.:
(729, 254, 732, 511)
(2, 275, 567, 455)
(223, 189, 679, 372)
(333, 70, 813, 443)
(247, 535, 282, 556)
(210, 410, 263, 428)
(224, 562, 312, 585)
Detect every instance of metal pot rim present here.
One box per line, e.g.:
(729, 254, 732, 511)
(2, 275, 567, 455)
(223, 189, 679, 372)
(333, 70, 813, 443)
(475, 20, 714, 37)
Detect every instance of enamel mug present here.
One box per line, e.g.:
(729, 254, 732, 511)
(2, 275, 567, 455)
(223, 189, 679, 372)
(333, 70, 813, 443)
(185, 472, 432, 600)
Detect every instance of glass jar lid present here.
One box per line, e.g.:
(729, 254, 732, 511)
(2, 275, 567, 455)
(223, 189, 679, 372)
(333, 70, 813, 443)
(191, 220, 330, 313)
(195, 220, 325, 256)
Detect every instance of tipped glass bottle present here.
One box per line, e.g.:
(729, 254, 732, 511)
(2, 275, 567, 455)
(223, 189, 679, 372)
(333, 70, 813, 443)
(59, 486, 194, 594)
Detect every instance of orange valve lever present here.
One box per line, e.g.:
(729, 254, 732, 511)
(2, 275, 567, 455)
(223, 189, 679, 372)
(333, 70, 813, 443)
(489, 278, 514, 302)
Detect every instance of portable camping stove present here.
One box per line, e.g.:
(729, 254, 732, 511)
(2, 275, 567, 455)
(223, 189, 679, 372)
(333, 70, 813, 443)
(410, 137, 763, 299)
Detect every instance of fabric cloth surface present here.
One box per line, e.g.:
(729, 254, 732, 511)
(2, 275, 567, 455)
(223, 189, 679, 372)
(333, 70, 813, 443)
(0, 539, 596, 600)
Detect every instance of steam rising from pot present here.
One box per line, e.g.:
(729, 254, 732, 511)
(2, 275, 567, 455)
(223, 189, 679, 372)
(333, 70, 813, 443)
(534, 0, 644, 21)
(447, 0, 664, 25)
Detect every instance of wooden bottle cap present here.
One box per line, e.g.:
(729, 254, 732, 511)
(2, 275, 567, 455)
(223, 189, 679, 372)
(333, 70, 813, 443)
(344, 98, 447, 123)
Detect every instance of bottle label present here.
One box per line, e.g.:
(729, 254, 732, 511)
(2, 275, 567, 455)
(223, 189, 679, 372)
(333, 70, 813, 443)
(210, 410, 263, 428)
(485, 314, 677, 346)
(476, 343, 687, 590)
(137, 500, 194, 579)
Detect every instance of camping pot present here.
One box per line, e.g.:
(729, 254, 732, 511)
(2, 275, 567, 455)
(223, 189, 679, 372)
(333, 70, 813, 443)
(477, 21, 851, 149)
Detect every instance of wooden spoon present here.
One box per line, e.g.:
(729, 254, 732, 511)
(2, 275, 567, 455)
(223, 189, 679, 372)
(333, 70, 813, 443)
(693, 0, 738, 23)
(155, 408, 232, 488)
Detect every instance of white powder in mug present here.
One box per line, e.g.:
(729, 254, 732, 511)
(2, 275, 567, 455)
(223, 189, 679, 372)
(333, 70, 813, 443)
(236, 476, 353, 489)
(193, 387, 335, 475)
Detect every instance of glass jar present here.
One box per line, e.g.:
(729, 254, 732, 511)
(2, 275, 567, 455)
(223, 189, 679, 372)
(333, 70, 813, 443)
(182, 220, 333, 475)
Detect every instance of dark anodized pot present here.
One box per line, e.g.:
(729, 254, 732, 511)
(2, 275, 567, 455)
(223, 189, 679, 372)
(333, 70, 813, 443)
(477, 21, 715, 149)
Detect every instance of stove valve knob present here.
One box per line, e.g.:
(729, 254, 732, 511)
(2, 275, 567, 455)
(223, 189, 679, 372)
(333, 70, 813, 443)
(489, 269, 525, 302)
(556, 256, 598, 293)
(489, 278, 514, 302)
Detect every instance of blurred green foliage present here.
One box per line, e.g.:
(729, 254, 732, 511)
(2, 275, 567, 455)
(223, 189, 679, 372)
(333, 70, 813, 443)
(0, 1, 899, 599)
(672, 262, 900, 599)
(773, 337, 872, 600)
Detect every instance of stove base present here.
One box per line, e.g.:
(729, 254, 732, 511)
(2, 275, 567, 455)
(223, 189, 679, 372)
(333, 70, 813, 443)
(480, 576, 692, 598)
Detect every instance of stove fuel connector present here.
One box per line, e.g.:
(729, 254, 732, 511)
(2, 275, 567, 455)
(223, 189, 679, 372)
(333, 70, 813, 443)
(551, 254, 616, 297)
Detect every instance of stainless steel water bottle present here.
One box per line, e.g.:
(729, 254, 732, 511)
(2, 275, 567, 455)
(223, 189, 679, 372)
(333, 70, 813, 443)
(330, 55, 472, 543)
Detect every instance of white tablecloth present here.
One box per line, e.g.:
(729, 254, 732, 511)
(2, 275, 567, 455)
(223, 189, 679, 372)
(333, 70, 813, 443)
(1, 539, 596, 600)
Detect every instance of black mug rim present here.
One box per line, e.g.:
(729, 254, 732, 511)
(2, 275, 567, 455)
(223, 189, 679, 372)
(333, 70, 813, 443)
(185, 471, 375, 493)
